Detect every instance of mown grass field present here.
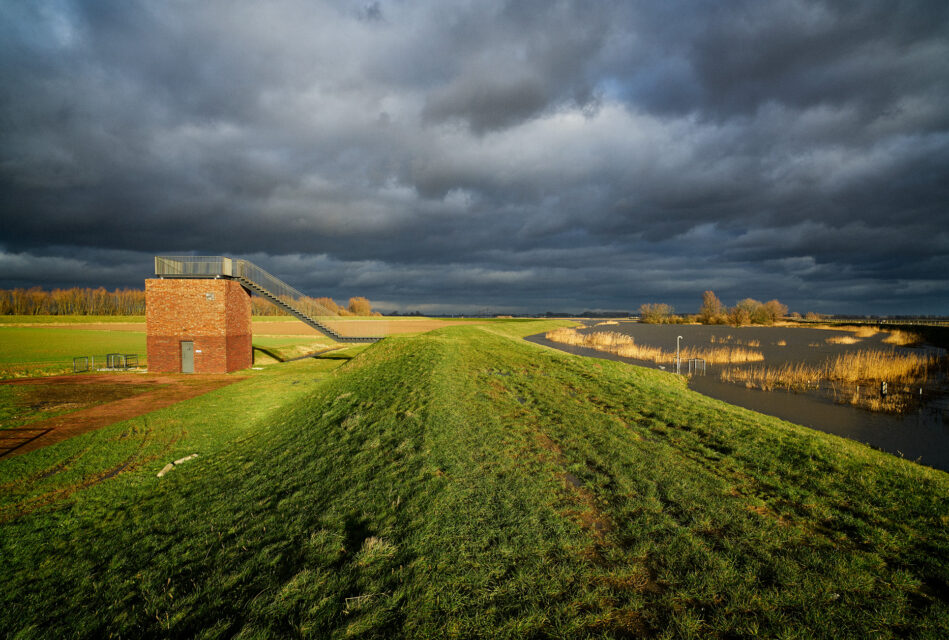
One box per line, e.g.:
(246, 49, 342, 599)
(1, 320, 947, 638)
(0, 327, 148, 378)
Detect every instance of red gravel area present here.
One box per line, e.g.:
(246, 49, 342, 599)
(0, 373, 243, 458)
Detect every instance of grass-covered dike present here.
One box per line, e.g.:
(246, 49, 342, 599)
(1, 321, 947, 638)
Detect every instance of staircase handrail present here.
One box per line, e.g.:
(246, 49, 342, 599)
(232, 259, 338, 318)
(155, 256, 338, 318)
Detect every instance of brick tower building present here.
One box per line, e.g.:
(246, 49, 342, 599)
(146, 278, 252, 373)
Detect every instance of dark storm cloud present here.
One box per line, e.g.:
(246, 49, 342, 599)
(420, 1, 609, 132)
(1, 0, 947, 314)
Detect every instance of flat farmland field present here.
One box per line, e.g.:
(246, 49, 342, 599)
(13, 322, 148, 332)
(0, 327, 147, 378)
(0, 316, 146, 325)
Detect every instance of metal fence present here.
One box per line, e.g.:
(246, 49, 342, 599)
(154, 256, 234, 278)
(105, 353, 139, 369)
(71, 354, 140, 372)
(687, 358, 706, 376)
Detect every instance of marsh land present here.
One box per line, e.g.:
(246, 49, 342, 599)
(535, 321, 949, 471)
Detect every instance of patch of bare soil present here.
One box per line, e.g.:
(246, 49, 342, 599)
(0, 373, 242, 458)
(531, 431, 614, 538)
(9, 381, 155, 412)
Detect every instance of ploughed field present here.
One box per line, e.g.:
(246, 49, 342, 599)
(536, 322, 949, 471)
(1, 321, 947, 638)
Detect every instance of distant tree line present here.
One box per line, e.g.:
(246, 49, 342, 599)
(0, 287, 146, 315)
(638, 291, 790, 326)
(0, 287, 379, 317)
(698, 291, 788, 326)
(639, 303, 676, 324)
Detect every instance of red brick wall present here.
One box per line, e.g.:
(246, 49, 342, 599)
(224, 280, 252, 371)
(146, 279, 252, 373)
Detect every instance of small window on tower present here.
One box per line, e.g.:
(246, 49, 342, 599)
(206, 292, 215, 301)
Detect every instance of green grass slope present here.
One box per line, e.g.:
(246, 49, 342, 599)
(1, 325, 947, 638)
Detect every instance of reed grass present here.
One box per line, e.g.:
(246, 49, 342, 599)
(719, 348, 939, 413)
(546, 328, 764, 366)
(883, 330, 920, 346)
(722, 349, 934, 388)
(546, 328, 627, 349)
(775, 340, 787, 346)
(826, 335, 860, 345)
(805, 324, 920, 346)
(720, 363, 817, 392)
(682, 345, 764, 364)
(710, 335, 759, 347)
(829, 350, 935, 383)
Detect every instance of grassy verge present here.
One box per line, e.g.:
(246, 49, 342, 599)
(1, 324, 946, 638)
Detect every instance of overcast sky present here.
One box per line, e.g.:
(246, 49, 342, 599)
(2, 1, 947, 314)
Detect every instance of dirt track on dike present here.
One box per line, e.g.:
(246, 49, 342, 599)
(0, 373, 242, 458)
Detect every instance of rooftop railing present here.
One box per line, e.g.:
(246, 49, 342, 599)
(155, 256, 341, 320)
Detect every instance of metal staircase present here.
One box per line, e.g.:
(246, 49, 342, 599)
(154, 256, 383, 343)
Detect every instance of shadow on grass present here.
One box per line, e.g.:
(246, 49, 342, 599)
(254, 346, 352, 364)
(253, 346, 285, 363)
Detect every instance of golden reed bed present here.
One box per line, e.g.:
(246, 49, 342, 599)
(545, 328, 764, 366)
(719, 349, 940, 413)
(720, 349, 936, 389)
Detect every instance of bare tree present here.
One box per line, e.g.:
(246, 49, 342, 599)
(699, 290, 724, 324)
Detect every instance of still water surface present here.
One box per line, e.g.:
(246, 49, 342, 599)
(527, 321, 949, 472)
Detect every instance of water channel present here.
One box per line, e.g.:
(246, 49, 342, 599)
(527, 321, 949, 472)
